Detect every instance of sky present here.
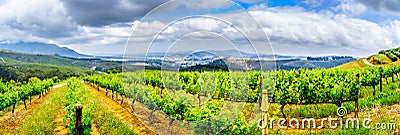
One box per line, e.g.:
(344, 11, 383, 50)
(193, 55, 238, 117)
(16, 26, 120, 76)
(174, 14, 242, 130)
(0, 0, 399, 57)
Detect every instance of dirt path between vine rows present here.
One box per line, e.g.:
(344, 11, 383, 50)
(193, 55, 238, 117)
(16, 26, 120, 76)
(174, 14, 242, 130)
(52, 110, 69, 135)
(84, 83, 194, 135)
(83, 83, 155, 135)
(0, 83, 66, 133)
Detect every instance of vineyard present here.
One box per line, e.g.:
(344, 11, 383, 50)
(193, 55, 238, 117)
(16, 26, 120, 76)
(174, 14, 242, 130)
(379, 47, 400, 62)
(82, 63, 400, 134)
(0, 77, 56, 114)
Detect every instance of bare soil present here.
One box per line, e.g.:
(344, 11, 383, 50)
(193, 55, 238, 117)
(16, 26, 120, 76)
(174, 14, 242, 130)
(85, 83, 195, 135)
(84, 83, 156, 135)
(0, 85, 62, 134)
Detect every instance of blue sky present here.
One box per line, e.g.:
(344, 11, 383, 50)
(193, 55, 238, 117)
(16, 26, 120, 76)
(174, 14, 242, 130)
(238, 0, 338, 11)
(0, 0, 399, 57)
(242, 0, 399, 22)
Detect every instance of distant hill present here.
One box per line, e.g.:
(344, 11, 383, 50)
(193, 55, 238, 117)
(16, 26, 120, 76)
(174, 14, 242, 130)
(0, 56, 94, 82)
(0, 50, 124, 73)
(0, 50, 94, 68)
(0, 41, 91, 58)
(0, 51, 95, 82)
(277, 58, 356, 70)
(335, 47, 400, 69)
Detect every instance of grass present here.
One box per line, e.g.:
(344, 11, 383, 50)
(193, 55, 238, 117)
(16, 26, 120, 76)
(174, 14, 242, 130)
(94, 110, 136, 134)
(335, 60, 364, 69)
(336, 54, 391, 69)
(17, 86, 68, 134)
(80, 84, 137, 134)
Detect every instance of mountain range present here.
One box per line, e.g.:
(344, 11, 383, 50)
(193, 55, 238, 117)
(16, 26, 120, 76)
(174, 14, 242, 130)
(0, 41, 91, 58)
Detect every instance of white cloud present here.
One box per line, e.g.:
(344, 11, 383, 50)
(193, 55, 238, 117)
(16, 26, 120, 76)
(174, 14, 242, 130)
(61, 0, 168, 26)
(248, 6, 399, 56)
(124, 16, 258, 56)
(248, 3, 268, 11)
(56, 25, 133, 55)
(183, 0, 233, 9)
(0, 0, 77, 38)
(84, 6, 400, 57)
(356, 0, 400, 14)
(335, 0, 367, 15)
(303, 0, 325, 8)
(235, 0, 263, 4)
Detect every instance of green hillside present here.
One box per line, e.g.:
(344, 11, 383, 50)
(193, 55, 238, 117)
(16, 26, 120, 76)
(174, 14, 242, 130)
(0, 50, 94, 68)
(0, 50, 122, 73)
(367, 54, 392, 65)
(336, 47, 400, 69)
(0, 58, 94, 82)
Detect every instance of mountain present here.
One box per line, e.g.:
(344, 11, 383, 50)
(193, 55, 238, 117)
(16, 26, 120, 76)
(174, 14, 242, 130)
(0, 41, 92, 58)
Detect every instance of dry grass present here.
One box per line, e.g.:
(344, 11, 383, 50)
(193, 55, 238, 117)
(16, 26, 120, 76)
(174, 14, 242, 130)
(335, 59, 364, 69)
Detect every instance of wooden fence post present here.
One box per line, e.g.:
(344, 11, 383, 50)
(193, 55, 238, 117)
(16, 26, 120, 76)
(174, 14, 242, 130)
(259, 75, 269, 135)
(198, 94, 201, 106)
(261, 90, 268, 135)
(76, 104, 83, 135)
(355, 74, 359, 118)
(380, 67, 383, 92)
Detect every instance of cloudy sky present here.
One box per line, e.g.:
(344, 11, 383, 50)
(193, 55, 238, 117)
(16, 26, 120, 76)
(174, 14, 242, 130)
(0, 0, 399, 57)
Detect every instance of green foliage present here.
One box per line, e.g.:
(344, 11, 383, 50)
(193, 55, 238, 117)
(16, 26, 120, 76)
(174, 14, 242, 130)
(379, 48, 400, 62)
(198, 72, 216, 96)
(273, 65, 400, 107)
(64, 77, 94, 135)
(0, 77, 54, 111)
(0, 50, 92, 67)
(0, 58, 93, 82)
(83, 74, 125, 96)
(179, 72, 201, 95)
(218, 113, 261, 135)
